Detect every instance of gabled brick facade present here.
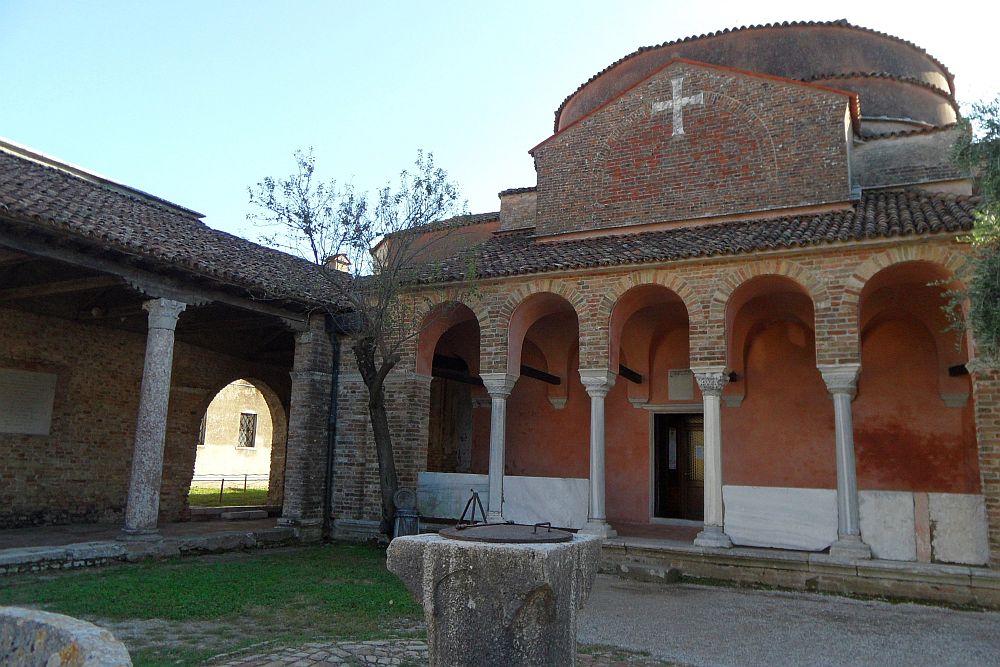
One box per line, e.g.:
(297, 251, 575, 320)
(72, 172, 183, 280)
(532, 61, 854, 236)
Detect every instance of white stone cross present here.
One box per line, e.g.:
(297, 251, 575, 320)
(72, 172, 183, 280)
(652, 76, 704, 136)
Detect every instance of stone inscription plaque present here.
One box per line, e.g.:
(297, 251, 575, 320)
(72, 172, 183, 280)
(668, 369, 694, 401)
(0, 369, 57, 435)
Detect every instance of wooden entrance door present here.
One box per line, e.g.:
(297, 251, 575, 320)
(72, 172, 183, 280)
(653, 414, 704, 520)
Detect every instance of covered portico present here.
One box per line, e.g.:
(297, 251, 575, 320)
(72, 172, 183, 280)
(411, 242, 990, 567)
(0, 142, 343, 545)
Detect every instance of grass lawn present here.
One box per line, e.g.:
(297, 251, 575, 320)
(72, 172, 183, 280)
(0, 544, 422, 667)
(187, 485, 269, 507)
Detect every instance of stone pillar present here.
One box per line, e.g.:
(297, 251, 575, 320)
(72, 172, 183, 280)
(481, 373, 517, 521)
(279, 314, 334, 541)
(122, 298, 186, 539)
(692, 366, 732, 548)
(579, 369, 617, 538)
(819, 363, 872, 561)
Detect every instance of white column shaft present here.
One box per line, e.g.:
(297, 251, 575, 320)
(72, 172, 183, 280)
(487, 394, 507, 518)
(702, 391, 724, 528)
(481, 373, 516, 521)
(819, 363, 871, 560)
(579, 369, 616, 538)
(692, 367, 732, 548)
(833, 390, 860, 536)
(123, 298, 186, 536)
(588, 389, 608, 522)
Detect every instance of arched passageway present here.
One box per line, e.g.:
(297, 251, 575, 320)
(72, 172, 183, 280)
(189, 378, 288, 508)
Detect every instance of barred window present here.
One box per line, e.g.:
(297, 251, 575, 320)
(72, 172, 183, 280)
(238, 412, 257, 448)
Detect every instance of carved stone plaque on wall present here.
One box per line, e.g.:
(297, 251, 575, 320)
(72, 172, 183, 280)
(0, 369, 57, 435)
(668, 369, 694, 401)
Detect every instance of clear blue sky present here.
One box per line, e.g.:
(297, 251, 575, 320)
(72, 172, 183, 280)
(2, 1, 997, 239)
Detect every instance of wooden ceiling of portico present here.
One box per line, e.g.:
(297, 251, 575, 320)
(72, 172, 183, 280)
(0, 247, 295, 366)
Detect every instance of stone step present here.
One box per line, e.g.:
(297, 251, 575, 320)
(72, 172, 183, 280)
(219, 510, 268, 521)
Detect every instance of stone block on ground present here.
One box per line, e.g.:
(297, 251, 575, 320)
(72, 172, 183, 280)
(220, 510, 268, 521)
(387, 532, 601, 667)
(859, 490, 916, 561)
(0, 606, 132, 666)
(723, 485, 837, 551)
(928, 493, 990, 565)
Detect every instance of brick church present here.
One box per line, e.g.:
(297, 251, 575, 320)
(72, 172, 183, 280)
(1, 21, 997, 574)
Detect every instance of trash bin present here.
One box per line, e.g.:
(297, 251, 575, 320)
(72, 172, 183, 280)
(393, 488, 420, 538)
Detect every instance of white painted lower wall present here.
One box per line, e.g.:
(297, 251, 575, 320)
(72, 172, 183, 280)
(416, 472, 589, 529)
(723, 485, 990, 565)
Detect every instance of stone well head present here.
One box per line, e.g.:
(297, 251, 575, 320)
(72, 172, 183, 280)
(387, 530, 601, 667)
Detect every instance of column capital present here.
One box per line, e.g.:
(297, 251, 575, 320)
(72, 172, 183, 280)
(143, 298, 186, 330)
(481, 372, 518, 398)
(579, 369, 616, 398)
(818, 363, 861, 398)
(691, 366, 729, 397)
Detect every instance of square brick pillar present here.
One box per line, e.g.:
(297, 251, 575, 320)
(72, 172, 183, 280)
(280, 313, 335, 541)
(970, 361, 1000, 566)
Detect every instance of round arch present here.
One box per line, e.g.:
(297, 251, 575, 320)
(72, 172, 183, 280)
(415, 301, 481, 376)
(189, 377, 289, 508)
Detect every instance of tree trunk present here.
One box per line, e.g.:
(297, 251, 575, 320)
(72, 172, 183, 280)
(353, 338, 399, 536)
(367, 381, 399, 536)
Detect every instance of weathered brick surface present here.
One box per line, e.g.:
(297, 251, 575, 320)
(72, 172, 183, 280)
(0, 307, 291, 529)
(971, 365, 1000, 565)
(532, 62, 852, 237)
(280, 315, 335, 525)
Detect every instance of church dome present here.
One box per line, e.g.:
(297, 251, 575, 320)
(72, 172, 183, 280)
(555, 20, 956, 136)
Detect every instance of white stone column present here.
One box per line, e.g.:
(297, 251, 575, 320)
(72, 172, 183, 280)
(579, 369, 617, 538)
(819, 363, 872, 560)
(692, 366, 732, 548)
(481, 373, 517, 521)
(122, 298, 186, 539)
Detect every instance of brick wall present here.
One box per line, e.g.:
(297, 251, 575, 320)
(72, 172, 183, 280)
(532, 62, 852, 237)
(0, 307, 291, 528)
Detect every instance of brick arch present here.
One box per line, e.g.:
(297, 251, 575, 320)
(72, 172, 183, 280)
(597, 269, 699, 370)
(412, 290, 490, 330)
(708, 258, 831, 323)
(845, 245, 968, 306)
(598, 269, 700, 325)
(482, 279, 587, 374)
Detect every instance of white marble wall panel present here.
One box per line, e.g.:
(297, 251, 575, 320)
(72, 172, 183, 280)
(929, 493, 990, 565)
(417, 472, 488, 520)
(723, 486, 838, 551)
(503, 476, 589, 529)
(859, 491, 916, 561)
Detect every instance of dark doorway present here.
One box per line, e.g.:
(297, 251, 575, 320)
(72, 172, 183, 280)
(653, 413, 704, 520)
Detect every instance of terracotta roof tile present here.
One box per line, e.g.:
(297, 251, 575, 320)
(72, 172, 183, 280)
(0, 148, 342, 309)
(416, 190, 977, 283)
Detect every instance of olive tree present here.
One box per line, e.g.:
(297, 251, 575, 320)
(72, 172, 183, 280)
(249, 148, 469, 534)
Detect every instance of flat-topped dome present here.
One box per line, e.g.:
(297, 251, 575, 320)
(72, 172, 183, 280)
(556, 20, 956, 136)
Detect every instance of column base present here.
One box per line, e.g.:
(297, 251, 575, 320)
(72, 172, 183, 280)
(828, 535, 872, 561)
(117, 528, 162, 542)
(693, 525, 732, 549)
(580, 519, 617, 539)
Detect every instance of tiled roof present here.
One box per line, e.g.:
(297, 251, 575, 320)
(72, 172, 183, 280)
(800, 71, 959, 111)
(380, 211, 500, 242)
(415, 190, 978, 283)
(0, 147, 344, 309)
(859, 123, 959, 141)
(498, 186, 537, 196)
(553, 19, 955, 131)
